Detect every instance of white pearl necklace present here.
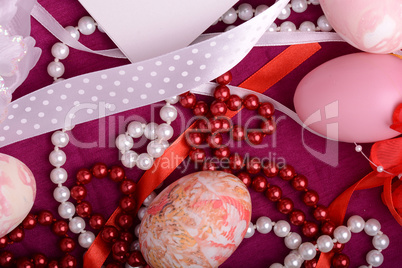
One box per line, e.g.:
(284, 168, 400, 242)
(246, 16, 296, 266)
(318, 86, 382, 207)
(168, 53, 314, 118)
(116, 96, 179, 170)
(217, 0, 332, 33)
(244, 215, 389, 267)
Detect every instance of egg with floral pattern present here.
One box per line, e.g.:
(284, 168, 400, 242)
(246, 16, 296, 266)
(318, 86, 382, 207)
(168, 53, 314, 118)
(0, 153, 36, 237)
(139, 171, 251, 268)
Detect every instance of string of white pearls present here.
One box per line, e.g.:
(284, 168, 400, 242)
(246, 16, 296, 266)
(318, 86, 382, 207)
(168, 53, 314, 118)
(48, 16, 104, 82)
(245, 215, 389, 268)
(49, 129, 96, 249)
(354, 143, 399, 176)
(217, 1, 332, 33)
(117, 96, 179, 170)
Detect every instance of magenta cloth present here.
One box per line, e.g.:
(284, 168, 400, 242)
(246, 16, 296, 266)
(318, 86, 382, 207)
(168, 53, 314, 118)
(1, 0, 401, 267)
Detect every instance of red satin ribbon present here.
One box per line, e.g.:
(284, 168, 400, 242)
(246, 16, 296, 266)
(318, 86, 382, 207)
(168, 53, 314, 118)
(84, 43, 321, 267)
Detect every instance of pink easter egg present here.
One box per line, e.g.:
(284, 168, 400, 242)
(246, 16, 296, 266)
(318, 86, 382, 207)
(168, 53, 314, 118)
(139, 171, 251, 268)
(294, 53, 402, 143)
(320, 0, 402, 53)
(0, 153, 36, 237)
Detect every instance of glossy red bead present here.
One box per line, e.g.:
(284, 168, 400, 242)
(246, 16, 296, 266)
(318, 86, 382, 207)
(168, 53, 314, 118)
(302, 221, 319, 238)
(8, 227, 24, 242)
(189, 148, 206, 163)
(303, 190, 319, 207)
(214, 85, 231, 101)
(321, 221, 336, 236)
(265, 185, 282, 202)
(202, 160, 218, 171)
(333, 242, 345, 253)
(59, 237, 75, 252)
(92, 162, 108, 178)
(186, 131, 204, 147)
(216, 71, 232, 85)
(0, 236, 9, 248)
(262, 161, 279, 177)
(127, 251, 147, 266)
(193, 101, 209, 116)
(332, 253, 350, 268)
(258, 102, 275, 118)
(76, 168, 92, 184)
(247, 157, 261, 174)
(38, 210, 54, 226)
(179, 92, 197, 108)
(101, 226, 119, 243)
(120, 196, 136, 212)
(220, 117, 232, 131)
(252, 176, 268, 192)
(197, 118, 210, 132)
(116, 213, 134, 230)
(207, 133, 223, 148)
(70, 185, 87, 201)
(229, 153, 244, 170)
(237, 172, 252, 187)
(60, 254, 77, 268)
(289, 209, 306, 226)
(47, 260, 60, 268)
(247, 131, 264, 145)
(16, 258, 33, 268)
(22, 213, 37, 229)
(214, 146, 231, 159)
(277, 198, 294, 214)
(313, 205, 329, 221)
(210, 100, 227, 116)
(52, 220, 69, 236)
(119, 231, 134, 244)
(109, 166, 125, 182)
(226, 94, 242, 111)
(0, 251, 14, 267)
(120, 179, 136, 195)
(304, 259, 317, 268)
(243, 94, 259, 110)
(291, 175, 308, 191)
(232, 125, 245, 141)
(112, 253, 127, 263)
(209, 118, 222, 133)
(76, 201, 92, 218)
(90, 214, 106, 230)
(33, 253, 48, 268)
(112, 240, 129, 256)
(260, 119, 276, 135)
(279, 165, 296, 181)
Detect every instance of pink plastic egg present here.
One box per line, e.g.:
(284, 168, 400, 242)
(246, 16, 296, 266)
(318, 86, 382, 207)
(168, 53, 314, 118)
(320, 0, 402, 53)
(139, 171, 251, 268)
(294, 53, 402, 143)
(0, 153, 36, 237)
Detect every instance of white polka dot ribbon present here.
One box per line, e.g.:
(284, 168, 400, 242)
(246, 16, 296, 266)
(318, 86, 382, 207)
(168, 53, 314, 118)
(0, 0, 290, 148)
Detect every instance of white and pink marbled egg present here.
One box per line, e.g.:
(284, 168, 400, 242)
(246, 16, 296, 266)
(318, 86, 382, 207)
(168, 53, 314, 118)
(320, 0, 402, 53)
(0, 153, 36, 237)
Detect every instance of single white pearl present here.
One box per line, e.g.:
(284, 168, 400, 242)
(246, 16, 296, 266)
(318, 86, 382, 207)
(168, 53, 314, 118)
(298, 242, 316, 261)
(364, 218, 381, 236)
(144, 123, 158, 140)
(255, 5, 268, 16)
(143, 192, 157, 207)
(277, 5, 291, 20)
(121, 150, 138, 168)
(53, 186, 70, 203)
(366, 250, 384, 267)
(285, 232, 302, 249)
(156, 123, 174, 140)
(256, 216, 273, 234)
(65, 26, 80, 40)
(137, 153, 154, 170)
(127, 121, 145, 138)
(78, 16, 96, 35)
(225, 25, 236, 32)
(50, 168, 68, 184)
(333, 225, 351, 243)
(78, 231, 95, 248)
(51, 131, 69, 148)
(317, 15, 332, 32)
(47, 61, 65, 78)
(134, 224, 141, 237)
(267, 22, 278, 32)
(269, 264, 284, 268)
(238, 3, 254, 21)
(309, 0, 320, 5)
(372, 233, 390, 250)
(376, 166, 384, 173)
(244, 222, 255, 238)
(58, 201, 76, 219)
(130, 240, 141, 251)
(69, 217, 86, 234)
(137, 207, 147, 221)
(299, 21, 316, 32)
(49, 149, 67, 167)
(222, 7, 237, 24)
(115, 134, 134, 151)
(159, 139, 169, 150)
(51, 42, 70, 60)
(147, 140, 166, 158)
(165, 96, 179, 104)
(347, 215, 365, 233)
(273, 220, 291, 237)
(280, 21, 297, 32)
(291, 0, 308, 13)
(316, 235, 334, 253)
(284, 252, 303, 268)
(355, 145, 363, 152)
(160, 105, 178, 123)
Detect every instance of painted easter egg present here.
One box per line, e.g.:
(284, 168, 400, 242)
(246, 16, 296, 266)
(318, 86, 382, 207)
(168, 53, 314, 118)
(320, 0, 402, 53)
(294, 53, 402, 143)
(0, 153, 36, 237)
(139, 171, 251, 268)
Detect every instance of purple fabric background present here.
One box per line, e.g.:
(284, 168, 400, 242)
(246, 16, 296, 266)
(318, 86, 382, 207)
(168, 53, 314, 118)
(1, 0, 401, 267)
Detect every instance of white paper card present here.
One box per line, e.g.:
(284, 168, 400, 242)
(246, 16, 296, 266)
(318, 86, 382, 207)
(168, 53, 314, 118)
(78, 0, 238, 62)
